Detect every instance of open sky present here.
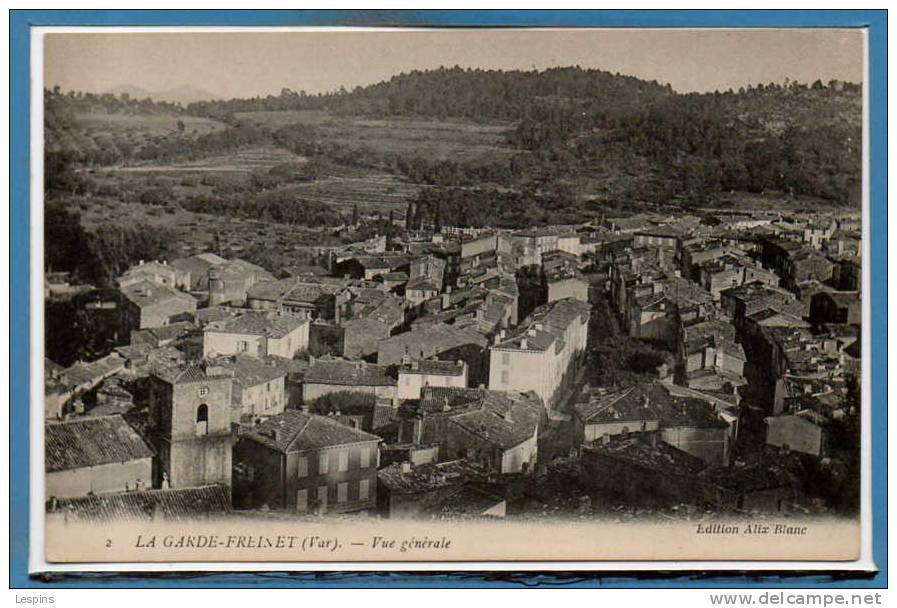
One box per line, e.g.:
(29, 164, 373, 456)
(43, 28, 864, 99)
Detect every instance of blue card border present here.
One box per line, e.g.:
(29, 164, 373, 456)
(9, 9, 887, 589)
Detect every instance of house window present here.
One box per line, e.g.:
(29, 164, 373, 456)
(297, 456, 308, 478)
(337, 482, 348, 503)
(318, 452, 329, 475)
(198, 386, 209, 397)
(238, 340, 248, 352)
(296, 489, 308, 512)
(359, 479, 370, 501)
(338, 450, 349, 472)
(195, 404, 209, 436)
(502, 352, 510, 365)
(359, 447, 370, 468)
(500, 370, 509, 385)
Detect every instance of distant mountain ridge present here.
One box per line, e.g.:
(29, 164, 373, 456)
(108, 83, 221, 105)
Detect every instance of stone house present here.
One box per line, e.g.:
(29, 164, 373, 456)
(120, 279, 198, 331)
(203, 312, 309, 359)
(45, 415, 154, 499)
(302, 358, 397, 402)
(233, 410, 381, 513)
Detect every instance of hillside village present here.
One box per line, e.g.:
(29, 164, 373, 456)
(44, 203, 862, 523)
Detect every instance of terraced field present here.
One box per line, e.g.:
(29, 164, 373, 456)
(287, 171, 422, 215)
(107, 145, 303, 173)
(236, 109, 516, 162)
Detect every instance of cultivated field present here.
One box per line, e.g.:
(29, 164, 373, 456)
(77, 112, 226, 137)
(236, 110, 516, 162)
(106, 145, 304, 174)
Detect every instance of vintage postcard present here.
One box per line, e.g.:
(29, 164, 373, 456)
(32, 26, 869, 568)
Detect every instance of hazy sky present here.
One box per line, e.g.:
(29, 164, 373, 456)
(43, 28, 864, 98)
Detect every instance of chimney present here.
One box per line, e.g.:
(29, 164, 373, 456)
(441, 292, 450, 310)
(411, 360, 419, 371)
(401, 462, 412, 474)
(520, 338, 528, 350)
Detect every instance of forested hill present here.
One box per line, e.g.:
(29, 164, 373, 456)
(185, 66, 674, 122)
(47, 66, 863, 218)
(182, 67, 862, 207)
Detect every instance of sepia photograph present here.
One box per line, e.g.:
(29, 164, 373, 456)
(34, 25, 868, 566)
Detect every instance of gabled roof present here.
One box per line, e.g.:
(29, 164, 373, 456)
(379, 324, 489, 360)
(583, 432, 707, 475)
(170, 252, 227, 277)
(207, 354, 287, 388)
(304, 358, 396, 387)
(205, 312, 307, 339)
(399, 359, 466, 377)
(120, 279, 196, 309)
(419, 387, 542, 450)
(492, 298, 588, 352)
(45, 415, 155, 472)
(152, 363, 232, 385)
(49, 485, 231, 521)
(242, 410, 380, 453)
(574, 386, 661, 424)
(576, 382, 727, 430)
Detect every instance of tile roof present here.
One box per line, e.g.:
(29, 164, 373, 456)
(419, 387, 542, 450)
(304, 358, 396, 387)
(576, 382, 727, 430)
(399, 359, 466, 377)
(206, 312, 307, 339)
(49, 485, 231, 522)
(422, 485, 506, 518)
(584, 432, 707, 475)
(248, 277, 344, 304)
(242, 410, 380, 453)
(120, 279, 197, 309)
(55, 353, 126, 391)
(153, 363, 233, 385)
(170, 253, 226, 278)
(45, 415, 155, 472)
(377, 459, 487, 494)
(574, 386, 661, 424)
(207, 354, 287, 388)
(379, 324, 489, 361)
(493, 298, 588, 352)
(683, 319, 744, 359)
